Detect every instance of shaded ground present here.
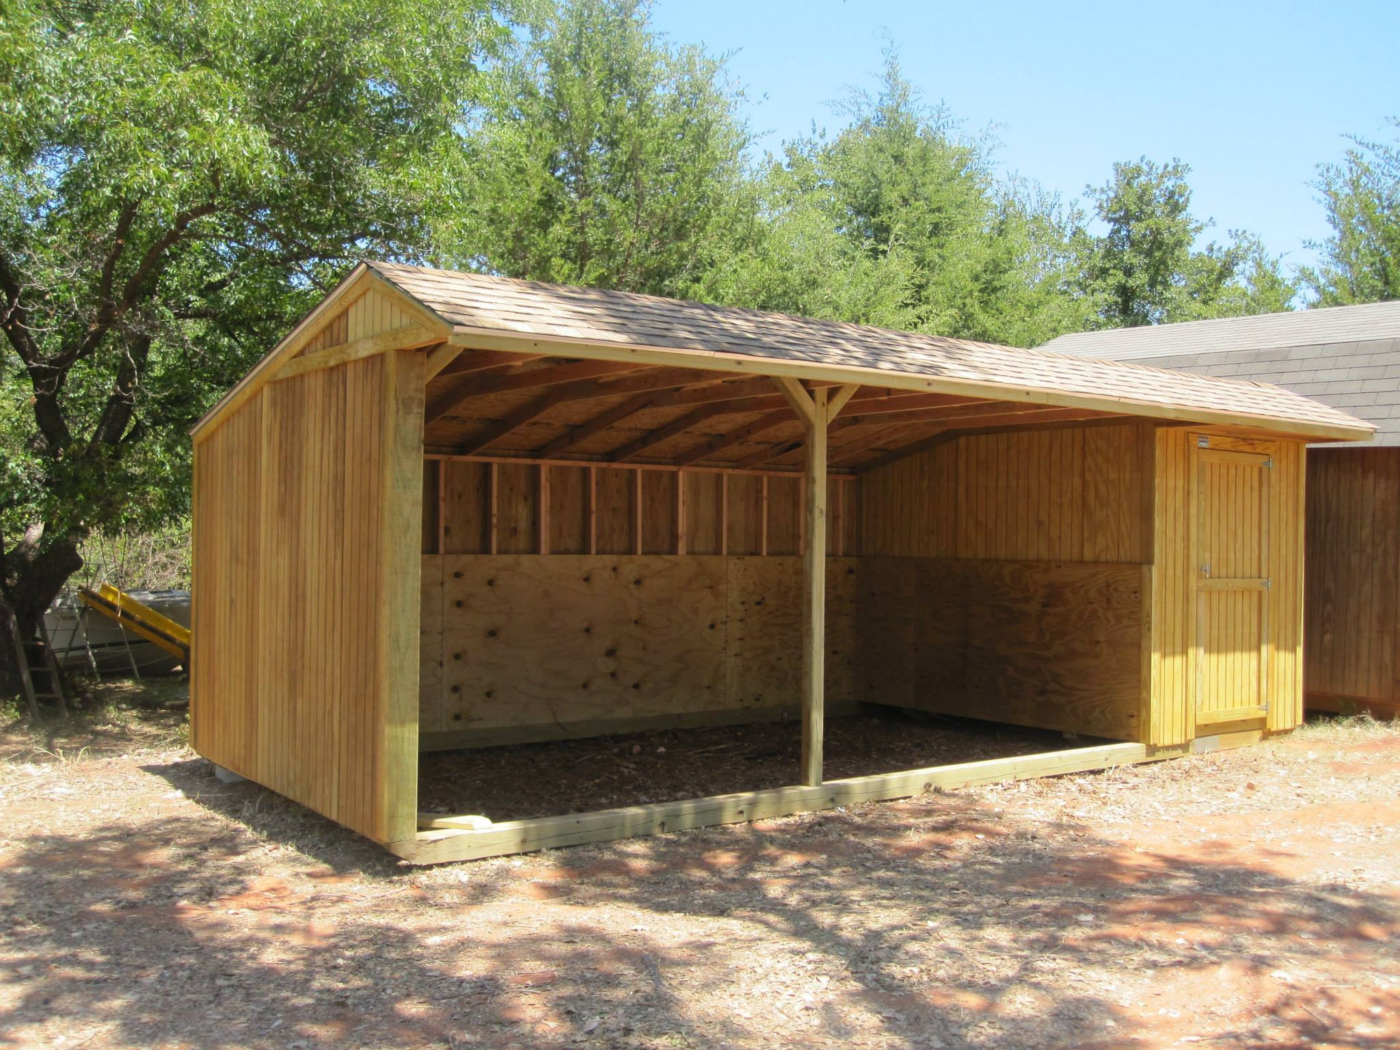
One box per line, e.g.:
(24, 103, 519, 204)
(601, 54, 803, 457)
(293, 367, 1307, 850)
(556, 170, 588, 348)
(419, 712, 1074, 820)
(2, 691, 1398, 1049)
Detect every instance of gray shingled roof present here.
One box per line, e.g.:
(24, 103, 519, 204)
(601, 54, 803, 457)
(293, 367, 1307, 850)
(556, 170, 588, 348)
(1040, 302, 1400, 447)
(368, 262, 1372, 440)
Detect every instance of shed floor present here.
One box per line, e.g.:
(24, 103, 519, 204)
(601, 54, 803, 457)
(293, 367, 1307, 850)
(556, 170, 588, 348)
(417, 709, 1089, 822)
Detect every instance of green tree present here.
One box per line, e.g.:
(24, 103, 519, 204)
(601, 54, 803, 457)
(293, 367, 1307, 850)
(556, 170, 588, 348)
(435, 0, 757, 297)
(1077, 158, 1296, 327)
(0, 0, 505, 698)
(734, 55, 1091, 346)
(1299, 119, 1400, 305)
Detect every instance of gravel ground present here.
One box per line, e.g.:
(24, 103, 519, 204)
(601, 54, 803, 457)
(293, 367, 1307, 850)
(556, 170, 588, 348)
(2, 685, 1398, 1050)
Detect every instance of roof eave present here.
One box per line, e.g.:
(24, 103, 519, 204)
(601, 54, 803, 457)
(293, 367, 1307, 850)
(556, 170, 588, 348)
(446, 325, 1376, 444)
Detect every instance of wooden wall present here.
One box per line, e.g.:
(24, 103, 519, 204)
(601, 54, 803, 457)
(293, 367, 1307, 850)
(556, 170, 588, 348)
(192, 305, 425, 846)
(853, 422, 1154, 742)
(856, 558, 1147, 739)
(423, 460, 858, 558)
(419, 555, 859, 747)
(1148, 430, 1307, 745)
(859, 422, 1154, 562)
(1305, 446, 1400, 717)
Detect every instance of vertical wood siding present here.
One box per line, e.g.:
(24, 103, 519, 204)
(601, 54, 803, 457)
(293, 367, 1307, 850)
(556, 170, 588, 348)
(1305, 447, 1400, 715)
(192, 301, 426, 845)
(1149, 431, 1307, 745)
(858, 422, 1154, 562)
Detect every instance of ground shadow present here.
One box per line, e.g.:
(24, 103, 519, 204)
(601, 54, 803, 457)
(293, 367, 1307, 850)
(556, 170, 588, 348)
(4, 753, 1399, 1048)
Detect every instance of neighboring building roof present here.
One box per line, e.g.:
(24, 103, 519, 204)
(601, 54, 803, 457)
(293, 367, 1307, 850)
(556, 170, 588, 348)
(365, 262, 1373, 442)
(1040, 302, 1400, 447)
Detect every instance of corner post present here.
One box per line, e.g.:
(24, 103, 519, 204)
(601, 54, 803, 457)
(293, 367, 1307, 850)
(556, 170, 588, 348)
(377, 348, 427, 844)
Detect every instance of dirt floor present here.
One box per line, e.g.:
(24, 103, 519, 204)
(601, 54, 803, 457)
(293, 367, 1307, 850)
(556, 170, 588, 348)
(2, 684, 1399, 1050)
(419, 713, 1074, 821)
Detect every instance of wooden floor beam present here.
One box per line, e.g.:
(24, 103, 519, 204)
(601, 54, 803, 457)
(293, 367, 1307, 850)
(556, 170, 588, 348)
(397, 741, 1171, 864)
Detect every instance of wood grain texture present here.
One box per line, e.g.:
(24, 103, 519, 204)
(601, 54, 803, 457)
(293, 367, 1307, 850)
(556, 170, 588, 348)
(421, 555, 859, 746)
(1304, 447, 1398, 717)
(859, 423, 1153, 563)
(856, 558, 1145, 740)
(191, 352, 425, 845)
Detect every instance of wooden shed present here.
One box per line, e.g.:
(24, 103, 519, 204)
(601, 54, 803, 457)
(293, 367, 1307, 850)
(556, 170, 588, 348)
(1044, 302, 1400, 718)
(190, 263, 1373, 863)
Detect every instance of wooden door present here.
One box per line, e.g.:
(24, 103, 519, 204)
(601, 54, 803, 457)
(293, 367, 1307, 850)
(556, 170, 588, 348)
(1195, 446, 1271, 726)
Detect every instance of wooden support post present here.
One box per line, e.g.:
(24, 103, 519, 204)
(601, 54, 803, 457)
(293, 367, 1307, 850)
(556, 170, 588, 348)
(798, 475, 807, 556)
(377, 349, 426, 844)
(801, 386, 829, 786)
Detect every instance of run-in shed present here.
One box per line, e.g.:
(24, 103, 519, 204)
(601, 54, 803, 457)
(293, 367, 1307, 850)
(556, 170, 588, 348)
(1044, 302, 1400, 718)
(190, 263, 1374, 863)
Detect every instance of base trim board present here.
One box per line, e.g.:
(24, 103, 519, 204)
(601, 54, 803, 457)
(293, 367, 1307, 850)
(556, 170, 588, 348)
(394, 740, 1165, 864)
(1306, 691, 1400, 720)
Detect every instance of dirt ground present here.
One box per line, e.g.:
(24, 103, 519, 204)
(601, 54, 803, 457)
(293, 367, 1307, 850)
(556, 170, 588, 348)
(419, 714, 1072, 821)
(2, 685, 1399, 1050)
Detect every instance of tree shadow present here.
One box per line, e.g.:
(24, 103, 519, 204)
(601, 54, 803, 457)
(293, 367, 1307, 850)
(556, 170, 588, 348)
(5, 760, 1398, 1048)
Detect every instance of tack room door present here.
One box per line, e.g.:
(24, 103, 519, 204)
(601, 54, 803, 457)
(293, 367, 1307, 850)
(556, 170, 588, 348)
(1195, 446, 1271, 727)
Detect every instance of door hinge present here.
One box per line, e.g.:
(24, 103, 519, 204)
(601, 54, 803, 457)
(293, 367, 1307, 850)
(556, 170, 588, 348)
(1197, 435, 1210, 447)
(1265, 458, 1273, 469)
(1262, 578, 1271, 589)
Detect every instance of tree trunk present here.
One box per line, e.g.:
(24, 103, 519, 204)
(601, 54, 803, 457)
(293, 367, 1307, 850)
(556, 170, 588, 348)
(1, 532, 84, 709)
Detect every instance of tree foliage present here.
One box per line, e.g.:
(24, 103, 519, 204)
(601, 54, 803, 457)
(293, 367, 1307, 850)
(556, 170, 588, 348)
(715, 56, 1092, 346)
(434, 0, 756, 298)
(0, 0, 506, 656)
(1076, 158, 1296, 327)
(1300, 119, 1400, 305)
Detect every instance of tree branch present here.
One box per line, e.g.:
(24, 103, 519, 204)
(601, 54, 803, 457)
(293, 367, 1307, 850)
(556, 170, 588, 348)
(55, 201, 220, 369)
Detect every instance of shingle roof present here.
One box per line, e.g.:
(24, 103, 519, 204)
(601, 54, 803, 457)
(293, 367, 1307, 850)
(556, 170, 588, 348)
(369, 262, 1373, 441)
(1041, 300, 1400, 361)
(1039, 303, 1400, 447)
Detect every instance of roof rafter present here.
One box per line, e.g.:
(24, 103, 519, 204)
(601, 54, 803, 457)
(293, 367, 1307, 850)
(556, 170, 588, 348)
(426, 360, 649, 425)
(674, 410, 796, 467)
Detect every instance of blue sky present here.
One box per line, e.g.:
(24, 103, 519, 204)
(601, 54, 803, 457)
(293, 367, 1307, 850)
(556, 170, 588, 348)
(649, 0, 1399, 271)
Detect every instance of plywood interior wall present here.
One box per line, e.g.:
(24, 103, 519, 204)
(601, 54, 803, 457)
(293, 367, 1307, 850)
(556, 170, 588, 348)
(854, 422, 1155, 742)
(856, 558, 1147, 740)
(1304, 447, 1397, 715)
(193, 348, 426, 846)
(419, 555, 858, 747)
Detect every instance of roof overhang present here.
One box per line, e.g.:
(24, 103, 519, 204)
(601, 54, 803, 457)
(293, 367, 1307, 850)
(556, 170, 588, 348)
(441, 326, 1375, 444)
